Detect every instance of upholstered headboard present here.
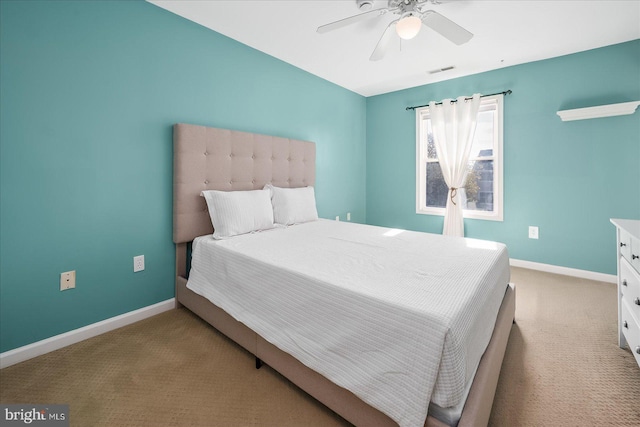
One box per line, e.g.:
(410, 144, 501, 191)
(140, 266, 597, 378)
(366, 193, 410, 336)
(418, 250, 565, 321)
(173, 123, 316, 244)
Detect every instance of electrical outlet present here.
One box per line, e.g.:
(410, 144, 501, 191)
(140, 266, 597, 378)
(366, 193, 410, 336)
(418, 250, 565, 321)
(133, 255, 145, 272)
(347, 212, 351, 221)
(528, 226, 539, 239)
(60, 270, 76, 291)
(335, 216, 340, 221)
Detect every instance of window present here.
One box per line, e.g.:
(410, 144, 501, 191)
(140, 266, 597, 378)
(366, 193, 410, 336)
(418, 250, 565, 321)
(416, 94, 503, 221)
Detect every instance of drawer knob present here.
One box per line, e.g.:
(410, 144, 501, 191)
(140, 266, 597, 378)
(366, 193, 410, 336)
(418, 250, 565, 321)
(633, 254, 640, 260)
(621, 242, 627, 247)
(635, 297, 640, 306)
(623, 280, 628, 287)
(624, 320, 628, 328)
(636, 346, 640, 355)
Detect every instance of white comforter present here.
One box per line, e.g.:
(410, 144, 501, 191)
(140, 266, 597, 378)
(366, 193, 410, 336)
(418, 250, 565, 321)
(187, 220, 510, 427)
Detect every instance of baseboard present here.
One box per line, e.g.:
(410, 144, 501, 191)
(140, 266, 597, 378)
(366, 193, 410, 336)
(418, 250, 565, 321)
(510, 259, 616, 284)
(0, 298, 175, 369)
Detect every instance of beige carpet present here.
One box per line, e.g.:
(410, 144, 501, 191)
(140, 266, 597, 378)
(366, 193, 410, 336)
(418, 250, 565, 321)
(1, 267, 639, 426)
(490, 268, 640, 426)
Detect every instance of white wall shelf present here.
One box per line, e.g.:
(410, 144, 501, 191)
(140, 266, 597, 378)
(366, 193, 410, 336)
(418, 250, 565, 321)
(557, 101, 640, 121)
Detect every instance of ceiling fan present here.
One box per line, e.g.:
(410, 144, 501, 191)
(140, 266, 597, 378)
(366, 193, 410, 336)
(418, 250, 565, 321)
(317, 0, 473, 61)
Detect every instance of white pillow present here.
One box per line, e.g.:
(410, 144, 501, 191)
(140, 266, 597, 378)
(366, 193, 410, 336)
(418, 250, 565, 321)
(201, 189, 274, 239)
(265, 184, 319, 225)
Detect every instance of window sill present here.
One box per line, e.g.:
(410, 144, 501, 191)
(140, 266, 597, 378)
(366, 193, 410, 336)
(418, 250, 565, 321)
(416, 208, 503, 222)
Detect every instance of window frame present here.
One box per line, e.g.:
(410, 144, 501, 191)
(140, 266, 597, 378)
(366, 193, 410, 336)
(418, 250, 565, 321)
(415, 94, 504, 221)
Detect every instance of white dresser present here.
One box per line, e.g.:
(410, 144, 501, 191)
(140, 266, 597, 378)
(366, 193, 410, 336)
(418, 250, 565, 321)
(611, 218, 640, 368)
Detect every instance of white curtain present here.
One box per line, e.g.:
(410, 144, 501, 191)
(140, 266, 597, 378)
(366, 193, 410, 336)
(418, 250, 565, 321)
(429, 93, 481, 237)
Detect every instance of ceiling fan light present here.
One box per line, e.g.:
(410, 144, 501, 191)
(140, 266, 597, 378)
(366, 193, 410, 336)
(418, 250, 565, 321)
(396, 15, 422, 40)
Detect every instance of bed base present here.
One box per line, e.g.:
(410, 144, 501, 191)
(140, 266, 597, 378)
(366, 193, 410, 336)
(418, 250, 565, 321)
(175, 243, 515, 427)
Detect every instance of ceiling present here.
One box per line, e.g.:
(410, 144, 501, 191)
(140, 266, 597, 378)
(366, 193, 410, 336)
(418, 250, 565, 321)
(148, 0, 640, 97)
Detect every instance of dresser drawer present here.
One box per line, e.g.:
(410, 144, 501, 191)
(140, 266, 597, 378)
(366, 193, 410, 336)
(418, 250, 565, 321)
(621, 258, 640, 318)
(630, 232, 640, 272)
(621, 300, 640, 366)
(620, 228, 633, 261)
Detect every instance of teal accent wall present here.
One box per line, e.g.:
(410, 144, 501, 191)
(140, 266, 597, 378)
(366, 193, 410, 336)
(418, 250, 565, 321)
(366, 40, 640, 275)
(0, 1, 366, 352)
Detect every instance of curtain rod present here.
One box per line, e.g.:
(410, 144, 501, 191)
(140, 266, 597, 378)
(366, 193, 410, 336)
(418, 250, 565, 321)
(405, 90, 512, 111)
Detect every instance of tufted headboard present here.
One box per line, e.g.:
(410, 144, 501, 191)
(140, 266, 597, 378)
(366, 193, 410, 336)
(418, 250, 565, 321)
(173, 123, 316, 244)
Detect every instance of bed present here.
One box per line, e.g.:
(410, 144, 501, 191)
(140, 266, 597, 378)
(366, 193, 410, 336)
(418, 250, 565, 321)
(172, 123, 515, 427)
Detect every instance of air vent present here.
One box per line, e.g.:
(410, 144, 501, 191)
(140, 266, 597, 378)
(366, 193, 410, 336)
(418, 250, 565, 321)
(428, 66, 455, 74)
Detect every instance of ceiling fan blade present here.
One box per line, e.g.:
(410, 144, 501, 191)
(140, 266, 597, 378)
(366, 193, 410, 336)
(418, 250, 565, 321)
(370, 21, 397, 62)
(317, 8, 388, 34)
(422, 10, 473, 45)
